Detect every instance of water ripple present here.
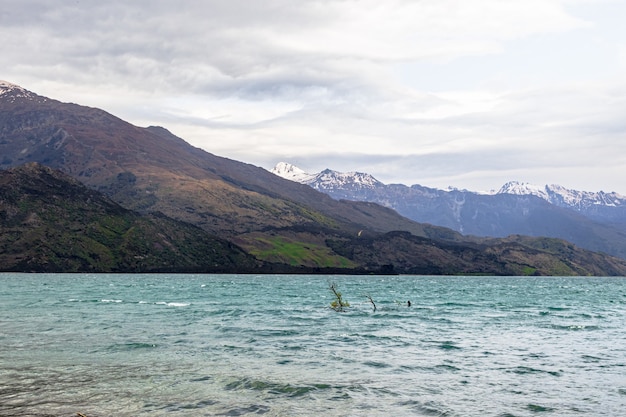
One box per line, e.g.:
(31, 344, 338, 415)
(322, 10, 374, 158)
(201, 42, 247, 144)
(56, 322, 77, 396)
(0, 274, 625, 416)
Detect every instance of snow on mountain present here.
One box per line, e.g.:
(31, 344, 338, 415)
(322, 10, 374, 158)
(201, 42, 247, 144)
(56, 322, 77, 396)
(270, 164, 626, 259)
(271, 162, 383, 191)
(0, 80, 23, 92)
(0, 80, 34, 97)
(313, 168, 383, 191)
(273, 164, 626, 216)
(0, 81, 37, 100)
(270, 162, 316, 183)
(496, 181, 626, 210)
(497, 181, 550, 199)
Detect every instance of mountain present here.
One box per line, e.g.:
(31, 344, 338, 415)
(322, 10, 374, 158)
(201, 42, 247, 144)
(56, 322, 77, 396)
(272, 163, 626, 260)
(271, 162, 317, 183)
(4, 165, 626, 276)
(325, 231, 626, 276)
(497, 181, 626, 225)
(0, 81, 464, 272)
(272, 162, 383, 191)
(0, 163, 258, 272)
(3, 81, 626, 275)
(0, 81, 437, 236)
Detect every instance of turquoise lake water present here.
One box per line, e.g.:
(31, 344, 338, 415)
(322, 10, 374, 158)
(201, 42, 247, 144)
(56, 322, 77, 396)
(1, 274, 625, 416)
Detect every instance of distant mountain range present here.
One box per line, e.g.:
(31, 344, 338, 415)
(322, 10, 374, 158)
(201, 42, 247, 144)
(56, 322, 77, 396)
(2, 80, 626, 275)
(272, 162, 626, 260)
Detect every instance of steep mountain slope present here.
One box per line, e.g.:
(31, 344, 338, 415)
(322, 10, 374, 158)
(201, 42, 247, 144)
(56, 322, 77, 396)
(0, 163, 258, 272)
(3, 81, 626, 275)
(0, 83, 436, 232)
(4, 163, 626, 276)
(0, 81, 457, 270)
(272, 163, 626, 259)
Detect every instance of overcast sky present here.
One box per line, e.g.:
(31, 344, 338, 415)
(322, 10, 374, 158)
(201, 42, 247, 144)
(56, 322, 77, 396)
(2, 0, 626, 192)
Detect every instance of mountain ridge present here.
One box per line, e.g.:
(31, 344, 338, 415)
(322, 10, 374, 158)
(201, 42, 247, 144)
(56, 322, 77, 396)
(0, 163, 261, 272)
(271, 163, 626, 260)
(3, 81, 626, 275)
(0, 80, 46, 103)
(5, 162, 626, 276)
(272, 162, 626, 208)
(0, 82, 461, 272)
(496, 180, 626, 210)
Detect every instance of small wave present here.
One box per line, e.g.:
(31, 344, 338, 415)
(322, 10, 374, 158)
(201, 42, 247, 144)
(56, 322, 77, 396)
(224, 377, 333, 398)
(108, 342, 157, 351)
(363, 360, 392, 368)
(154, 301, 190, 307)
(153, 398, 218, 412)
(434, 341, 461, 350)
(435, 364, 461, 372)
(581, 354, 605, 363)
(510, 366, 561, 377)
(437, 302, 480, 308)
(550, 324, 600, 331)
(101, 299, 122, 303)
(255, 329, 299, 337)
(396, 399, 454, 416)
(527, 403, 555, 412)
(190, 376, 212, 382)
(221, 404, 270, 415)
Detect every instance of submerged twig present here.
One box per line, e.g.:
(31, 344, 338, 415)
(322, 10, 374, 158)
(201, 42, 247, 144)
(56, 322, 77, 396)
(365, 294, 377, 312)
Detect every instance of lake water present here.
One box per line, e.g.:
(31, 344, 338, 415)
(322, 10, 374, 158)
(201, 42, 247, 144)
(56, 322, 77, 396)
(1, 274, 625, 416)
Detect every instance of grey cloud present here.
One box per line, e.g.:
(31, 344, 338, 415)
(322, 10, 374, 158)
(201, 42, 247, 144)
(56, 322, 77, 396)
(3, 0, 397, 102)
(2, 0, 625, 193)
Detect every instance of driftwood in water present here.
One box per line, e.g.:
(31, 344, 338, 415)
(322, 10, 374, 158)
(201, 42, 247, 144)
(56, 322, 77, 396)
(329, 282, 350, 312)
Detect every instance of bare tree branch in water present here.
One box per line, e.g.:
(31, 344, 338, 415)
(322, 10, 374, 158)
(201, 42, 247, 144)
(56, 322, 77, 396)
(329, 282, 350, 312)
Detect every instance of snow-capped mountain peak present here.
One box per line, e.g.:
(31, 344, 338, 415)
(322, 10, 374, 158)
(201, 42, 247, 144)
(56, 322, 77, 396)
(0, 80, 47, 103)
(273, 163, 626, 213)
(0, 80, 23, 91)
(270, 162, 316, 183)
(497, 181, 550, 199)
(271, 162, 383, 191)
(313, 168, 383, 190)
(497, 180, 626, 209)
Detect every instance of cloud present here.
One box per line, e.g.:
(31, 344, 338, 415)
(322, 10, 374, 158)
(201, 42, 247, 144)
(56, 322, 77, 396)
(3, 0, 587, 90)
(2, 0, 625, 192)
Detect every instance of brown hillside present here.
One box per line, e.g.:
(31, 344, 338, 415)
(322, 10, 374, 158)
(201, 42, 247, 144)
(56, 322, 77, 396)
(3, 82, 626, 275)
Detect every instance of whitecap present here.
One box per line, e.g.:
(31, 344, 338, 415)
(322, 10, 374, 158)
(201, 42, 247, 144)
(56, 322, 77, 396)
(167, 302, 190, 307)
(101, 299, 122, 303)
